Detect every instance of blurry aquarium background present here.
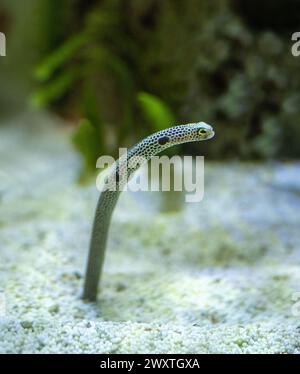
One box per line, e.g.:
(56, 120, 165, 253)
(2, 0, 300, 170)
(1, 0, 300, 354)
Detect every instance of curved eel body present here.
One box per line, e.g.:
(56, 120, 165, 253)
(83, 122, 215, 301)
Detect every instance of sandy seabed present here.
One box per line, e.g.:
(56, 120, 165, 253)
(1, 113, 300, 353)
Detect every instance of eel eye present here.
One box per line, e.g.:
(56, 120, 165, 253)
(198, 129, 207, 135)
(158, 136, 170, 145)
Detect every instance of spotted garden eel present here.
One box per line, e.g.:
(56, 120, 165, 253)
(83, 122, 215, 301)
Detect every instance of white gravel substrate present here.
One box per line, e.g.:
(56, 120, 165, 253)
(0, 112, 300, 353)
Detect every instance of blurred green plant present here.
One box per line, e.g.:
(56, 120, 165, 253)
(72, 81, 107, 182)
(34, 34, 88, 82)
(32, 0, 300, 173)
(137, 92, 176, 131)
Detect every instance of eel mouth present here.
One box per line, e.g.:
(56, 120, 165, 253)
(201, 128, 215, 140)
(207, 130, 215, 139)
